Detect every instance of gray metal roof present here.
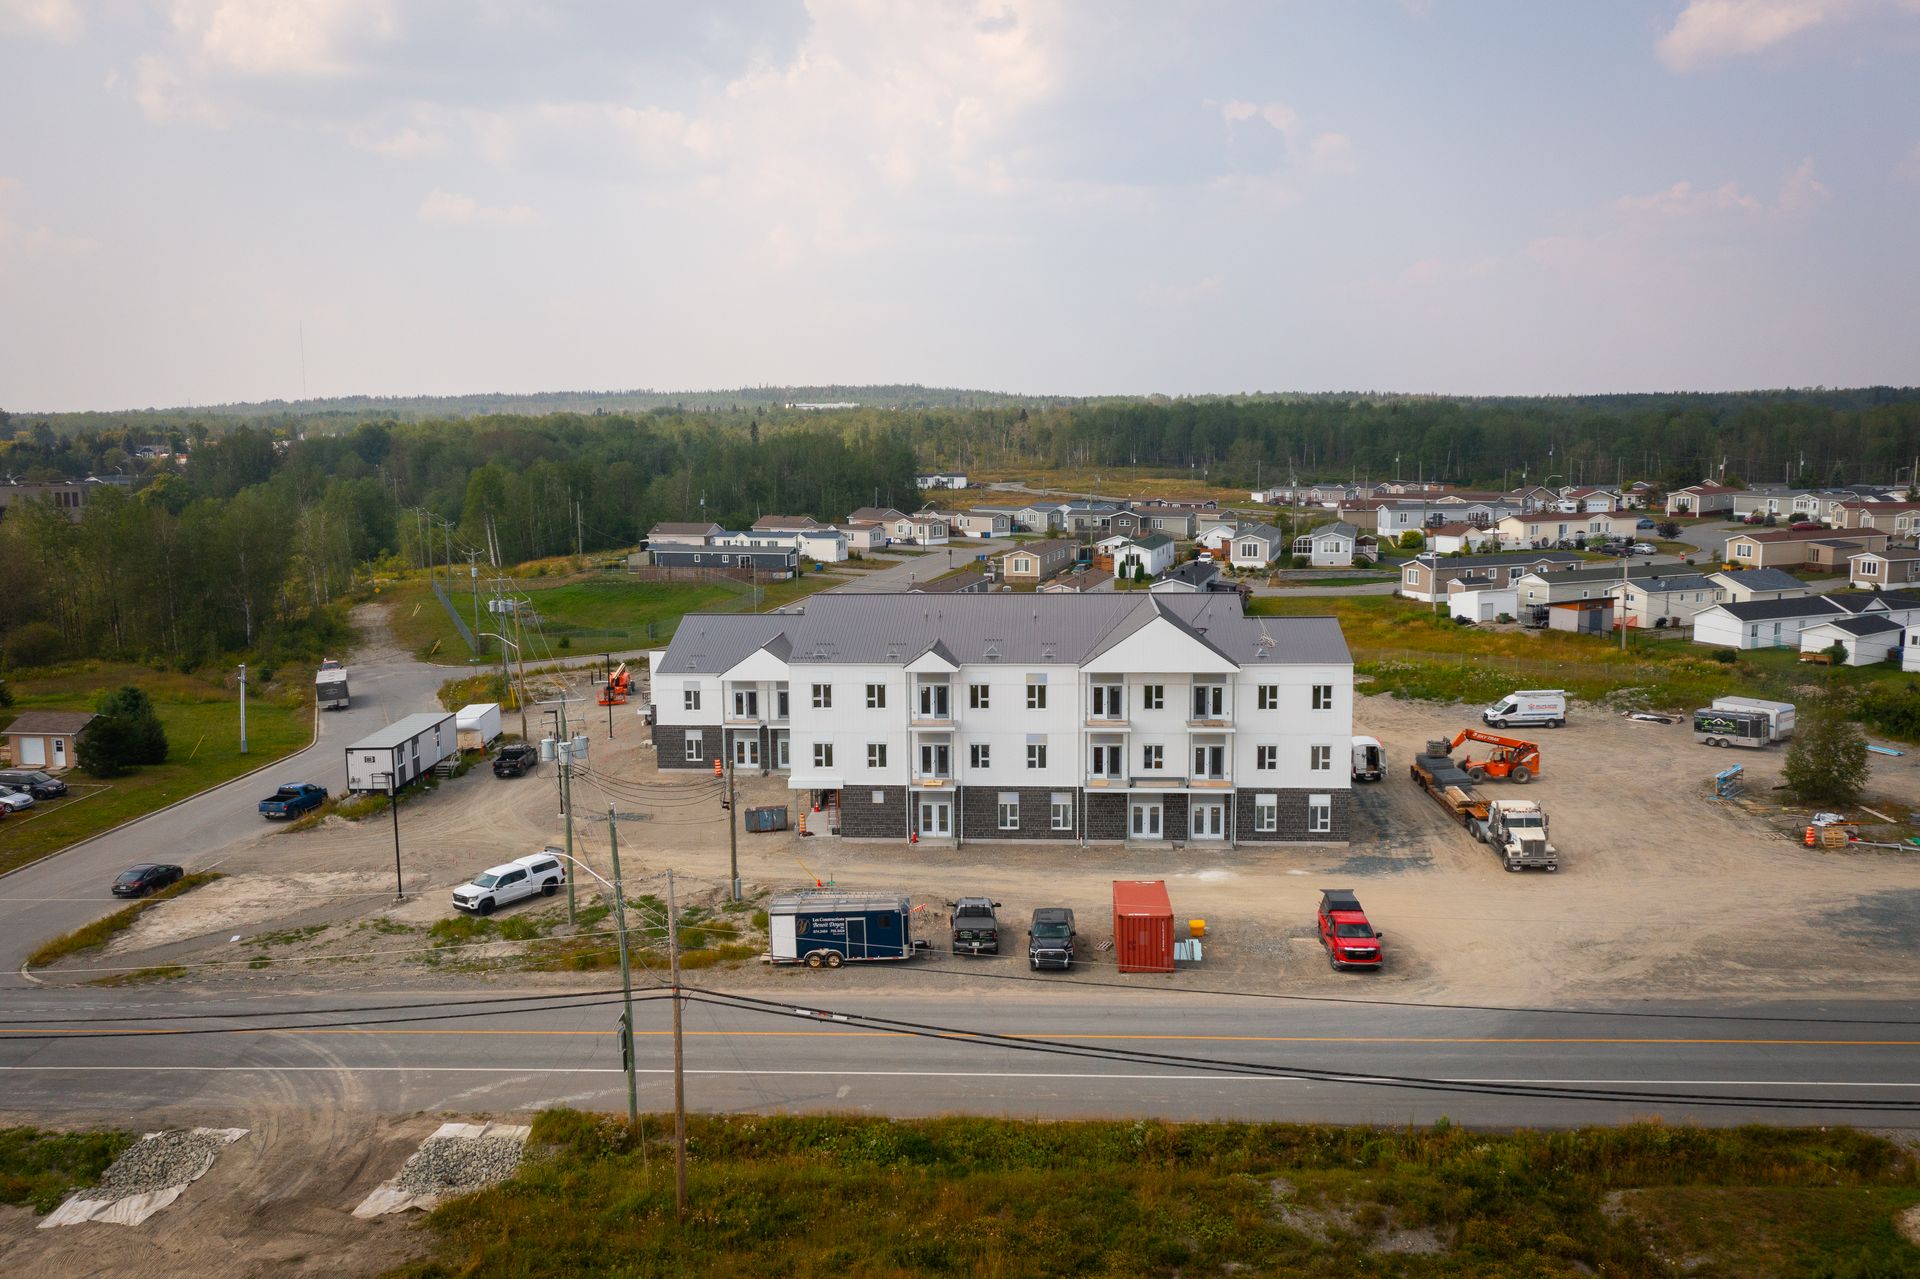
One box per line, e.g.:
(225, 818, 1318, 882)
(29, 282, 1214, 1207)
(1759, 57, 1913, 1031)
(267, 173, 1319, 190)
(657, 614, 802, 676)
(1819, 615, 1904, 637)
(348, 711, 455, 750)
(1827, 591, 1920, 614)
(662, 593, 1350, 670)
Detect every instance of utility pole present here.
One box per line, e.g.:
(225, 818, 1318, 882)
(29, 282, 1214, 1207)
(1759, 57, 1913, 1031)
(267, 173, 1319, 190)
(668, 868, 688, 1222)
(468, 550, 481, 644)
(512, 604, 530, 741)
(558, 704, 577, 925)
(237, 663, 248, 754)
(726, 752, 740, 901)
(606, 653, 615, 739)
(1620, 544, 1630, 652)
(607, 806, 639, 1131)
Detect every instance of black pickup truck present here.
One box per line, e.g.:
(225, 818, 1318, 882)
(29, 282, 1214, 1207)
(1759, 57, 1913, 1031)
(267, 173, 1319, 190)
(493, 743, 537, 778)
(947, 896, 1003, 955)
(1027, 907, 1076, 970)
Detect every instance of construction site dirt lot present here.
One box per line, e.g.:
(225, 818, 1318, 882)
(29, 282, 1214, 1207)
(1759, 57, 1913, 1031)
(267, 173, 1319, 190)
(44, 673, 1920, 1009)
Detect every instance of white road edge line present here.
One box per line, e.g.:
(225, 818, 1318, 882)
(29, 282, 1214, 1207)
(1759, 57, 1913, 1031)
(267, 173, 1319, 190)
(0, 1065, 1914, 1088)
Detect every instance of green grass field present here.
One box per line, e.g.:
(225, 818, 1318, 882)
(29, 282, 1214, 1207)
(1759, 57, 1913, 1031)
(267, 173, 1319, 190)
(390, 1112, 1920, 1279)
(382, 571, 839, 665)
(0, 666, 312, 875)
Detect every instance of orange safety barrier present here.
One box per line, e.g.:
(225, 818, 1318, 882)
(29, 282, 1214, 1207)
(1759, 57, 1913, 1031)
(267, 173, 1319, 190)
(713, 758, 723, 777)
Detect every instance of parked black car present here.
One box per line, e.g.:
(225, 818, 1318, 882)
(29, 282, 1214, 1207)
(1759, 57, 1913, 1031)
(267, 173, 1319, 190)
(0, 768, 67, 800)
(1027, 907, 1077, 970)
(112, 864, 184, 898)
(493, 743, 537, 778)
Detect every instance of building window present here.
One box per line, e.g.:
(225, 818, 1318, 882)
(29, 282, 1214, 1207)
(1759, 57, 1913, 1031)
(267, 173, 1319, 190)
(813, 743, 834, 769)
(1027, 684, 1047, 710)
(866, 684, 886, 709)
(970, 744, 990, 769)
(776, 689, 789, 719)
(998, 793, 1020, 830)
(812, 684, 832, 709)
(1192, 684, 1224, 719)
(1312, 684, 1333, 710)
(1254, 795, 1278, 833)
(1256, 685, 1278, 711)
(1141, 744, 1163, 771)
(684, 688, 701, 711)
(1308, 794, 1332, 835)
(684, 734, 702, 763)
(1051, 794, 1073, 831)
(867, 743, 887, 769)
(1027, 743, 1047, 769)
(970, 684, 990, 709)
(1256, 744, 1277, 770)
(1142, 684, 1164, 710)
(1310, 744, 1332, 771)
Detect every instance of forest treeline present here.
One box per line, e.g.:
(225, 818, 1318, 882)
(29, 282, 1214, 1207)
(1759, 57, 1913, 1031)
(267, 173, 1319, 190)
(3, 387, 1918, 669)
(0, 413, 916, 669)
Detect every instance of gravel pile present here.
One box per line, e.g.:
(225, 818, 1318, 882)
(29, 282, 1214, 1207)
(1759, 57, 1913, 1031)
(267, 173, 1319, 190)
(93, 1130, 232, 1200)
(393, 1135, 524, 1194)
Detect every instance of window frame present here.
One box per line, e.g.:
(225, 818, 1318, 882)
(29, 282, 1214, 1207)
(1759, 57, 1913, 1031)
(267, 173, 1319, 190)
(1311, 684, 1334, 711)
(866, 742, 887, 769)
(1309, 744, 1332, 771)
(812, 683, 832, 709)
(812, 742, 834, 769)
(866, 683, 886, 710)
(1026, 743, 1047, 770)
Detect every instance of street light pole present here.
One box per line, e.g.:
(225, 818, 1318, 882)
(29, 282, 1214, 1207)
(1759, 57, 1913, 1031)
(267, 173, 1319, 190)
(237, 664, 248, 754)
(377, 767, 404, 901)
(668, 868, 688, 1222)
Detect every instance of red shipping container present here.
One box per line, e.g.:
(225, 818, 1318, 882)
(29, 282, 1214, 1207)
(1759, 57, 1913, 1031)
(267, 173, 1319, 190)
(1112, 879, 1174, 973)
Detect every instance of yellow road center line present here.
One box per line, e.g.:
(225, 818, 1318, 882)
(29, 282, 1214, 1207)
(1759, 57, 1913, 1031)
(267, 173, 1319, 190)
(1, 1028, 1916, 1046)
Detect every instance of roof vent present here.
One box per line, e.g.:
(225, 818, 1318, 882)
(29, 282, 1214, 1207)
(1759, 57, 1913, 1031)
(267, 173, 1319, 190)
(984, 642, 1001, 661)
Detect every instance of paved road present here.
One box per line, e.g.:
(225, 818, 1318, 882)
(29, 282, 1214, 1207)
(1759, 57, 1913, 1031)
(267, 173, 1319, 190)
(828, 539, 1016, 593)
(0, 987, 1913, 1128)
(0, 648, 450, 984)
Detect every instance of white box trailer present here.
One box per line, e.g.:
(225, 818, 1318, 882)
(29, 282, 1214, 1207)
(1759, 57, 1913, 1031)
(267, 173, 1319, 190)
(1710, 696, 1795, 742)
(345, 711, 457, 793)
(455, 702, 502, 752)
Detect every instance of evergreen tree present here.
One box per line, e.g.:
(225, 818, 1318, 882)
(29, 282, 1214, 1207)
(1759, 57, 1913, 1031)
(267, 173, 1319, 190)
(1783, 692, 1869, 807)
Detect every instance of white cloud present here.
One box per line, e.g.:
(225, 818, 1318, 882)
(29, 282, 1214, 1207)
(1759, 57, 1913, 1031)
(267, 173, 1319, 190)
(0, 0, 81, 40)
(351, 122, 445, 159)
(1220, 99, 1300, 137)
(1656, 0, 1920, 71)
(169, 0, 400, 77)
(1775, 155, 1830, 214)
(1893, 142, 1920, 183)
(1614, 179, 1762, 217)
(416, 189, 532, 227)
(131, 52, 231, 127)
(0, 179, 93, 269)
(1308, 131, 1357, 175)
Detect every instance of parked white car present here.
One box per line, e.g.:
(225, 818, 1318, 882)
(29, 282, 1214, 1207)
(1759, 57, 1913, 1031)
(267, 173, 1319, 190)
(0, 785, 36, 812)
(451, 851, 568, 915)
(1630, 543, 1658, 554)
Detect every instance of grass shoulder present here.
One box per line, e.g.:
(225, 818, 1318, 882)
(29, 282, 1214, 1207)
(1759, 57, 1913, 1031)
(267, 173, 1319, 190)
(388, 1113, 1920, 1279)
(27, 871, 222, 969)
(0, 1127, 134, 1214)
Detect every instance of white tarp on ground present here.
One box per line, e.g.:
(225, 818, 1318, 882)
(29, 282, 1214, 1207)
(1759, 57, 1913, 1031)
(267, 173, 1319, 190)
(351, 1121, 532, 1218)
(39, 1128, 247, 1229)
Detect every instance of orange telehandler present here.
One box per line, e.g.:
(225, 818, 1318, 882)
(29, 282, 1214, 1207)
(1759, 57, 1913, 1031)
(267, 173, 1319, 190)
(598, 661, 632, 707)
(1446, 728, 1542, 784)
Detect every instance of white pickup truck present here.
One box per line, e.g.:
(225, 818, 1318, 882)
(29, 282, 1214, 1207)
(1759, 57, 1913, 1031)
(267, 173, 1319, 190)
(451, 851, 568, 915)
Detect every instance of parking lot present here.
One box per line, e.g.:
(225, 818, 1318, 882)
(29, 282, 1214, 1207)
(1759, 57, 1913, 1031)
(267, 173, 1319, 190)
(65, 674, 1920, 1007)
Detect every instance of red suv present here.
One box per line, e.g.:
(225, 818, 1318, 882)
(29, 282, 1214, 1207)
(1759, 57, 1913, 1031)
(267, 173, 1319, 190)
(1317, 889, 1384, 970)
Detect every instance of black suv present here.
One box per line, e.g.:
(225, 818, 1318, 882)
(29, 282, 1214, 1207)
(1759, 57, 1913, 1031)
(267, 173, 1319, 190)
(1027, 907, 1076, 970)
(947, 897, 1002, 955)
(493, 743, 537, 778)
(0, 769, 67, 800)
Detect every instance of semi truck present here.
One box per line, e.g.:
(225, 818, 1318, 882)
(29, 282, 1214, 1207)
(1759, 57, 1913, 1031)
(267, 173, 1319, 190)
(315, 660, 350, 711)
(1693, 696, 1795, 748)
(1476, 799, 1560, 872)
(1410, 741, 1561, 871)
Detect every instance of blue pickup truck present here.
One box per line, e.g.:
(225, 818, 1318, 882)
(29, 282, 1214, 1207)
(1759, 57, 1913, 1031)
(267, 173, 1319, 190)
(259, 783, 328, 820)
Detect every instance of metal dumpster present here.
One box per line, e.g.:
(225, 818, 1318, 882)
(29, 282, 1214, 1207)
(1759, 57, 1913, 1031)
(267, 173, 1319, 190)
(744, 804, 790, 833)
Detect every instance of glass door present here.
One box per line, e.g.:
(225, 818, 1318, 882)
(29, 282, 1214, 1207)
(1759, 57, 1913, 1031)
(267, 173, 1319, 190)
(1130, 803, 1163, 837)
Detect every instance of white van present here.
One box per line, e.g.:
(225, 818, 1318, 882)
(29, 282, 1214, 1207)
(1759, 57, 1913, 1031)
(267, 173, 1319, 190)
(1483, 690, 1568, 729)
(1351, 736, 1385, 782)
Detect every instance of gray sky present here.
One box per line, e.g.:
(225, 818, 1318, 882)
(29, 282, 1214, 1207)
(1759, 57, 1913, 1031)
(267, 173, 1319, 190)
(2, 0, 1917, 411)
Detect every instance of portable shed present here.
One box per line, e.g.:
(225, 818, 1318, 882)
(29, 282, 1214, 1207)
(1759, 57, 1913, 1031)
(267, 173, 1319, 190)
(345, 711, 457, 793)
(1448, 587, 1517, 624)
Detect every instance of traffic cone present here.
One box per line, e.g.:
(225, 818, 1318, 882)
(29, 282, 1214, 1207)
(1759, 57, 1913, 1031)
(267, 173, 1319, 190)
(1804, 825, 1817, 846)
(797, 810, 807, 836)
(713, 758, 723, 777)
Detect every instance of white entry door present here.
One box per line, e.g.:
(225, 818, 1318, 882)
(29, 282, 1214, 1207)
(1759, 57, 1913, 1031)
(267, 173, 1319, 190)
(919, 799, 951, 836)
(1130, 802, 1163, 838)
(1191, 802, 1225, 840)
(50, 737, 66, 769)
(734, 737, 759, 767)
